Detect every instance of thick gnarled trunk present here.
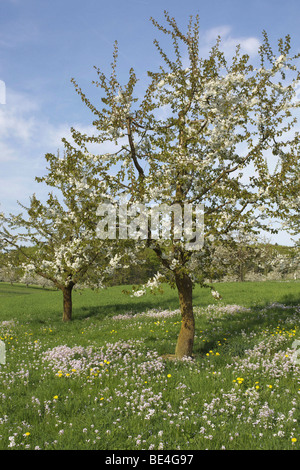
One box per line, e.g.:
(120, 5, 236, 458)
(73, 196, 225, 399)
(175, 272, 195, 358)
(62, 284, 73, 322)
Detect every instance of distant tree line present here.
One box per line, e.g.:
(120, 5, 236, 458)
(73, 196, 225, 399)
(1, 238, 299, 287)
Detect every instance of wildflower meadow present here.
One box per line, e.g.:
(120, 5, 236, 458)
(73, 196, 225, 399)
(0, 280, 299, 451)
(1, 2, 300, 460)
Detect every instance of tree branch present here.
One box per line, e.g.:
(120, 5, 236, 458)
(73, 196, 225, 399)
(126, 117, 145, 180)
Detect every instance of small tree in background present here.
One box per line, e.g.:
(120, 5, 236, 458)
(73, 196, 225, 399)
(0, 145, 124, 321)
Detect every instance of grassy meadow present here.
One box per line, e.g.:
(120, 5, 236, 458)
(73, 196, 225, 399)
(0, 280, 299, 450)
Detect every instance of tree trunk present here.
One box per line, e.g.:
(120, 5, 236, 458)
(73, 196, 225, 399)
(174, 272, 195, 358)
(62, 284, 73, 322)
(239, 263, 245, 282)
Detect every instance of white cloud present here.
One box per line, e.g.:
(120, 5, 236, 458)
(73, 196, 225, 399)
(200, 25, 261, 58)
(0, 88, 70, 160)
(0, 86, 127, 214)
(0, 88, 71, 213)
(0, 89, 38, 145)
(204, 26, 232, 43)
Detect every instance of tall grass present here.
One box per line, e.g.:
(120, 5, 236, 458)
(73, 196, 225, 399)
(0, 281, 299, 450)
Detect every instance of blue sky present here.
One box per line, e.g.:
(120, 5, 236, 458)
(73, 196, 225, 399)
(0, 0, 299, 245)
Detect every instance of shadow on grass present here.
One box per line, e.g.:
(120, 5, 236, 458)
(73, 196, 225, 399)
(0, 282, 56, 296)
(193, 300, 300, 359)
(73, 283, 300, 359)
(73, 283, 225, 321)
(75, 297, 180, 321)
(279, 293, 300, 306)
